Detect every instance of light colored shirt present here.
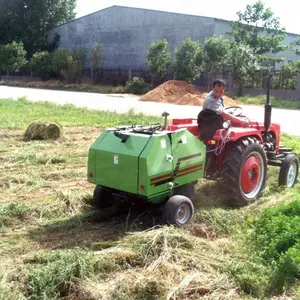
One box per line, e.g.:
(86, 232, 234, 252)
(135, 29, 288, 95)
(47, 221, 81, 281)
(203, 91, 224, 115)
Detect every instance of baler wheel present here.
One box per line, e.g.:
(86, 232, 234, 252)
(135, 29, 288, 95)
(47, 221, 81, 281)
(93, 185, 114, 209)
(278, 154, 299, 188)
(163, 195, 194, 227)
(220, 137, 267, 207)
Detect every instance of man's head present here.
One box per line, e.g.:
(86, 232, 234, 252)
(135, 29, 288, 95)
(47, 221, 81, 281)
(212, 79, 226, 99)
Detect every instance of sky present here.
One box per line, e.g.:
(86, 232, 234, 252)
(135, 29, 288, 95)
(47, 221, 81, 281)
(75, 0, 299, 34)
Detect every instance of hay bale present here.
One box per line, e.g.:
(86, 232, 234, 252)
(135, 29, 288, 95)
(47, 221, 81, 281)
(24, 121, 61, 141)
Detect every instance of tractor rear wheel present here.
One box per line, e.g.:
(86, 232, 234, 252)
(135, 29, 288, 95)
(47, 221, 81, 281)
(163, 195, 194, 227)
(220, 137, 267, 207)
(93, 185, 114, 209)
(278, 154, 299, 188)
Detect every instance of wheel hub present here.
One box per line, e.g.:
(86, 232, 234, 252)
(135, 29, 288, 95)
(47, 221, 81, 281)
(176, 204, 190, 225)
(241, 156, 261, 194)
(287, 162, 297, 188)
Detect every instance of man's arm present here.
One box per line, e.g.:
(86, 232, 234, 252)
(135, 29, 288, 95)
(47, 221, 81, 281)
(220, 111, 249, 127)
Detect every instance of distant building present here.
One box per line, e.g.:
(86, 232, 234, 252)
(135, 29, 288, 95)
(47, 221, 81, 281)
(47, 5, 300, 70)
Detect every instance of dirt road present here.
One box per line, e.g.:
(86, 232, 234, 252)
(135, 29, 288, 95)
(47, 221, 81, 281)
(1, 85, 299, 136)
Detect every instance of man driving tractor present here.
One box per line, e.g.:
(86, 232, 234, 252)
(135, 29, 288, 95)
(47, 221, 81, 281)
(198, 79, 251, 176)
(203, 79, 250, 127)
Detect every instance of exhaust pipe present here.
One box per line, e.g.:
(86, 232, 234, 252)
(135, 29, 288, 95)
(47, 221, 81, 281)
(264, 74, 273, 132)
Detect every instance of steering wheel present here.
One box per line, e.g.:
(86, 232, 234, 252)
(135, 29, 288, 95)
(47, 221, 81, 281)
(225, 106, 243, 117)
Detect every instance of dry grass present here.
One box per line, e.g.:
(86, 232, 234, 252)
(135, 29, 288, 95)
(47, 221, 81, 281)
(0, 98, 299, 299)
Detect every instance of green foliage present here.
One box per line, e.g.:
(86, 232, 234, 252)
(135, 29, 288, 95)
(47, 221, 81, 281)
(30, 51, 54, 79)
(146, 39, 171, 78)
(0, 0, 76, 57)
(203, 35, 231, 78)
(175, 37, 203, 82)
(231, 0, 287, 57)
(228, 43, 257, 95)
(0, 41, 27, 74)
(290, 38, 300, 56)
(248, 199, 300, 292)
(125, 77, 149, 95)
(51, 47, 87, 83)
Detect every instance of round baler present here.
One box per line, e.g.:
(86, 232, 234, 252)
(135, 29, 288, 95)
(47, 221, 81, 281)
(87, 123, 206, 227)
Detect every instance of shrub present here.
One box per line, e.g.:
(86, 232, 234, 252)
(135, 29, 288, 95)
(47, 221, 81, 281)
(30, 51, 54, 79)
(248, 199, 300, 292)
(125, 77, 149, 95)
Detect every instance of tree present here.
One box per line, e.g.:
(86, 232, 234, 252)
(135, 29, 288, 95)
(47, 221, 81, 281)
(146, 39, 171, 80)
(228, 43, 257, 95)
(203, 35, 231, 85)
(0, 41, 27, 75)
(30, 51, 53, 79)
(0, 0, 76, 57)
(90, 43, 104, 82)
(290, 38, 300, 56)
(174, 38, 203, 82)
(231, 0, 287, 58)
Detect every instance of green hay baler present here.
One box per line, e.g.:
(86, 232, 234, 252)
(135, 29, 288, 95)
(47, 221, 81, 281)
(87, 122, 206, 227)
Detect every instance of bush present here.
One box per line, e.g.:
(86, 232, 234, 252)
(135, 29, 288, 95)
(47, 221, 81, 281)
(30, 51, 53, 79)
(248, 199, 300, 292)
(125, 77, 149, 95)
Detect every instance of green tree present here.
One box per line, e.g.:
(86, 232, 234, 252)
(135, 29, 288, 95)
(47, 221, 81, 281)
(90, 43, 104, 82)
(30, 51, 53, 79)
(174, 37, 203, 82)
(146, 39, 171, 79)
(290, 38, 300, 56)
(0, 0, 76, 57)
(228, 43, 257, 95)
(231, 0, 287, 58)
(0, 41, 27, 75)
(203, 34, 231, 85)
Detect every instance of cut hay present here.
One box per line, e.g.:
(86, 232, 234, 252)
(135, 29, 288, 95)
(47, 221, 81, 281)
(24, 121, 61, 141)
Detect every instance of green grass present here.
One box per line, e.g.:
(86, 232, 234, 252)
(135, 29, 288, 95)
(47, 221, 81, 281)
(0, 97, 161, 129)
(236, 95, 300, 110)
(0, 98, 300, 300)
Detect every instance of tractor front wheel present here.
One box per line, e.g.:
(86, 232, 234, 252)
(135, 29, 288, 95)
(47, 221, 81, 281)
(163, 195, 194, 227)
(220, 137, 267, 207)
(279, 154, 299, 188)
(93, 185, 114, 209)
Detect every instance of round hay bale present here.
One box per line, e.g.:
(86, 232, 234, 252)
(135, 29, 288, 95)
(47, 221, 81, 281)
(24, 121, 61, 141)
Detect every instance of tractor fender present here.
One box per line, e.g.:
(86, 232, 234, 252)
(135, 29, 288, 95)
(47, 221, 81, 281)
(213, 128, 263, 143)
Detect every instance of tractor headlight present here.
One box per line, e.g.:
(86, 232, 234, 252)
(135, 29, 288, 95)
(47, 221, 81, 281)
(223, 121, 231, 130)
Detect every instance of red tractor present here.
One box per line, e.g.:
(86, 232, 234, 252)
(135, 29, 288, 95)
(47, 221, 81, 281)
(165, 75, 299, 206)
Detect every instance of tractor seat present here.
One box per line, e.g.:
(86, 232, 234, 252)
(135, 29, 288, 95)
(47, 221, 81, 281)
(197, 109, 224, 142)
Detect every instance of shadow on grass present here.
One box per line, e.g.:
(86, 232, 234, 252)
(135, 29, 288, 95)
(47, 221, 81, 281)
(28, 199, 165, 251)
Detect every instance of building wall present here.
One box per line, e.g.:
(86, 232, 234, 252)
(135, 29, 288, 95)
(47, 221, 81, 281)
(48, 6, 215, 69)
(48, 6, 300, 70)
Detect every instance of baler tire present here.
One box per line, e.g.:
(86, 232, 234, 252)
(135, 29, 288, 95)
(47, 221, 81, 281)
(93, 185, 114, 209)
(220, 137, 267, 207)
(278, 154, 299, 188)
(163, 195, 194, 227)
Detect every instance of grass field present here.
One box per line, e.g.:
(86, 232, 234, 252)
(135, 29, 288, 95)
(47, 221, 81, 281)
(0, 98, 299, 300)
(236, 95, 300, 110)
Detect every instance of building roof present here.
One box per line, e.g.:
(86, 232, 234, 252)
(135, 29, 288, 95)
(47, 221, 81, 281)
(50, 5, 300, 37)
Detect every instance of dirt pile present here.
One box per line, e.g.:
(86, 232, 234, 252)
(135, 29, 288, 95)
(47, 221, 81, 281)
(140, 80, 201, 104)
(139, 80, 236, 106)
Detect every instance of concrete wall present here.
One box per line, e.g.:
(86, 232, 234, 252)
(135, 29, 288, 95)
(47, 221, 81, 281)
(48, 6, 215, 69)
